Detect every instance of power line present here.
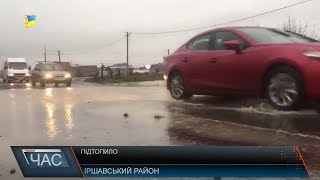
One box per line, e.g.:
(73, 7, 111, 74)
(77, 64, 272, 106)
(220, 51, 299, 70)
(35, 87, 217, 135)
(132, 0, 313, 35)
(63, 36, 126, 55)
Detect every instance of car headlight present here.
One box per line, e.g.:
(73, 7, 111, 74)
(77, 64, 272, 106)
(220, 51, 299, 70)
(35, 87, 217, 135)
(64, 73, 71, 78)
(25, 73, 31, 76)
(8, 73, 14, 76)
(303, 51, 320, 60)
(163, 75, 168, 80)
(45, 73, 53, 79)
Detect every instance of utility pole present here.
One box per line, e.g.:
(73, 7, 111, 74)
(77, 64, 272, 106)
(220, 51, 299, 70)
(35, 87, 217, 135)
(58, 50, 61, 63)
(44, 44, 47, 63)
(167, 49, 170, 56)
(126, 32, 131, 76)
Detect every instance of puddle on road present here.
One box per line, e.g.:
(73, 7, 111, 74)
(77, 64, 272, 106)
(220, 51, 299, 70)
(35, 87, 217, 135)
(161, 96, 320, 175)
(170, 98, 320, 138)
(165, 101, 320, 175)
(72, 100, 173, 146)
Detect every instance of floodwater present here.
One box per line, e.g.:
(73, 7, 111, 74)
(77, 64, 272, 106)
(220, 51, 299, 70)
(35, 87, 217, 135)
(0, 80, 319, 179)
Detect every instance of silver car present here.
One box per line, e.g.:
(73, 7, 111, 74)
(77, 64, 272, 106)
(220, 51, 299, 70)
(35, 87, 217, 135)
(31, 62, 72, 87)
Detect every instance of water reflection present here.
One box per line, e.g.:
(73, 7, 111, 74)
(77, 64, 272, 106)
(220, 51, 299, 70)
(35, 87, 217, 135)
(64, 104, 73, 132)
(9, 91, 17, 122)
(9, 91, 15, 98)
(42, 87, 75, 138)
(45, 88, 53, 97)
(45, 103, 57, 139)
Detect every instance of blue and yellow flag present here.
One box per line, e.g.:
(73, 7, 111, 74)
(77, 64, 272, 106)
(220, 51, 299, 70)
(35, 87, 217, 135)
(24, 15, 36, 28)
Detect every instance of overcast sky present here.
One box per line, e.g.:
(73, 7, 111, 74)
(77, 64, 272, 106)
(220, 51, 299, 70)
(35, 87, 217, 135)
(0, 0, 319, 67)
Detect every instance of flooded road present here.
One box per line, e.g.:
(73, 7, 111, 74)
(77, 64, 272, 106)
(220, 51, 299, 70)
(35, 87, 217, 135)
(0, 80, 319, 179)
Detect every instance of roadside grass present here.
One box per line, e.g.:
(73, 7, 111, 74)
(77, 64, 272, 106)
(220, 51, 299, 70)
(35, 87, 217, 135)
(84, 74, 164, 84)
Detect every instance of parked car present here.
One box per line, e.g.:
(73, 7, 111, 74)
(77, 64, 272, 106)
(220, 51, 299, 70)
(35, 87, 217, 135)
(164, 26, 320, 110)
(31, 62, 72, 87)
(1, 58, 31, 83)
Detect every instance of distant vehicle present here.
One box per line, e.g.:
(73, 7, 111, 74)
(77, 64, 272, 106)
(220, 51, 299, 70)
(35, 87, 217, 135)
(1, 58, 31, 83)
(164, 26, 320, 110)
(31, 62, 72, 87)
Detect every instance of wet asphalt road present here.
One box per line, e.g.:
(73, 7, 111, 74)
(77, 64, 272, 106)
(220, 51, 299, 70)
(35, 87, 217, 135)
(0, 79, 320, 179)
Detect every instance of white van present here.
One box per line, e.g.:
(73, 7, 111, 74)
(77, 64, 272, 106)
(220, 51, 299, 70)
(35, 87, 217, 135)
(2, 58, 31, 83)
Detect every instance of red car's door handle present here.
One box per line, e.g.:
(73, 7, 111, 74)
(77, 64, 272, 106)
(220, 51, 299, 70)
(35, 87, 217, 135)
(182, 58, 189, 62)
(208, 58, 217, 63)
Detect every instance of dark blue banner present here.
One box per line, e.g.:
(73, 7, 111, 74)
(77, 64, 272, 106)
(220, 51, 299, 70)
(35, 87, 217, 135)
(11, 146, 309, 178)
(82, 164, 308, 178)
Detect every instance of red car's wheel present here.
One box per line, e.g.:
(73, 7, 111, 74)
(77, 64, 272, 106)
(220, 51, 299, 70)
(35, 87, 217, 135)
(266, 66, 304, 111)
(169, 72, 192, 100)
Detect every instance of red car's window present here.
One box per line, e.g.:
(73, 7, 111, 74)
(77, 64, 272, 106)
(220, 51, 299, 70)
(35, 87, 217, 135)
(188, 34, 210, 50)
(239, 27, 316, 44)
(214, 31, 247, 50)
(187, 31, 249, 51)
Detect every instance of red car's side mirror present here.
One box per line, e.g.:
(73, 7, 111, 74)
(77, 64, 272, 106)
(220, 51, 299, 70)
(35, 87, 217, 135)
(223, 40, 241, 53)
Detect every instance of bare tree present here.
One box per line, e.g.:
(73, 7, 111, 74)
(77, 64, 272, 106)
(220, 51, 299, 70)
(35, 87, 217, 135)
(282, 17, 319, 40)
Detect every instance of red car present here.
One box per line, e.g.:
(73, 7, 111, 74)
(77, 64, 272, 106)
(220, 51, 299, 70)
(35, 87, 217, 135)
(164, 26, 320, 110)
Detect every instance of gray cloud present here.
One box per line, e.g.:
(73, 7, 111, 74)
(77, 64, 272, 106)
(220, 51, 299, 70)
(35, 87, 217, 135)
(0, 0, 319, 67)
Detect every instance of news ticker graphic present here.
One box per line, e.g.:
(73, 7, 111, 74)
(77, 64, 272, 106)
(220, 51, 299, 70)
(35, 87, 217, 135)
(11, 146, 309, 178)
